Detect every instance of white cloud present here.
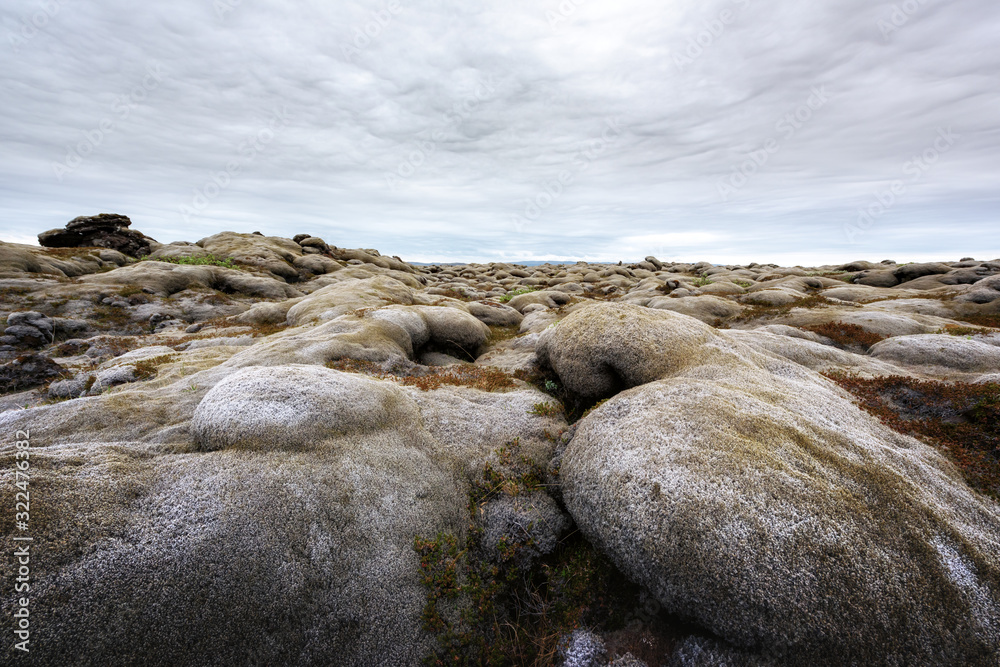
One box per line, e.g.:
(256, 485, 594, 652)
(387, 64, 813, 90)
(1, 0, 998, 263)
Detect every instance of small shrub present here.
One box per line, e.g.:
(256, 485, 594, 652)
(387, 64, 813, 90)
(0, 286, 31, 300)
(415, 442, 689, 666)
(528, 402, 562, 417)
(691, 276, 712, 287)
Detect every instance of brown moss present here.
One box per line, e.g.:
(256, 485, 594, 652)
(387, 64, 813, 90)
(189, 318, 288, 338)
(824, 372, 1000, 499)
(951, 312, 1000, 329)
(117, 284, 144, 297)
(726, 294, 834, 324)
(801, 322, 888, 350)
(486, 324, 521, 346)
(326, 358, 519, 392)
(90, 304, 143, 334)
(41, 247, 103, 259)
(0, 286, 31, 299)
(939, 323, 994, 337)
(132, 354, 177, 380)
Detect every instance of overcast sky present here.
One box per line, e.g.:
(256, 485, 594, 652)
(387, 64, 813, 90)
(2, 0, 998, 265)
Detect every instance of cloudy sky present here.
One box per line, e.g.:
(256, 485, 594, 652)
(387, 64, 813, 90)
(2, 0, 998, 264)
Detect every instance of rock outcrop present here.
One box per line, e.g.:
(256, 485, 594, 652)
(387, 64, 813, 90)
(38, 213, 157, 257)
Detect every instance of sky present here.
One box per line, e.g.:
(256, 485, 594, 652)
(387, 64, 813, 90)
(1, 0, 998, 265)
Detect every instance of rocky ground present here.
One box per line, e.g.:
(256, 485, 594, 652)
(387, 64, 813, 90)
(1, 227, 999, 666)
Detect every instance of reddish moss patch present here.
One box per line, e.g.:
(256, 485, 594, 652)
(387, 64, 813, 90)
(195, 317, 288, 337)
(825, 372, 1000, 499)
(801, 322, 888, 350)
(951, 312, 1000, 329)
(326, 358, 518, 392)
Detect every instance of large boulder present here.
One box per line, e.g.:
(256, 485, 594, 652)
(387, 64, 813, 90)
(554, 306, 1000, 664)
(959, 274, 1000, 304)
(536, 303, 717, 397)
(197, 232, 304, 281)
(893, 262, 953, 283)
(0, 436, 463, 666)
(645, 295, 743, 323)
(38, 213, 156, 258)
(868, 334, 1000, 373)
(285, 276, 414, 326)
(192, 365, 420, 451)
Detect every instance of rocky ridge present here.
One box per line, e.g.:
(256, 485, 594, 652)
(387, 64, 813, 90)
(1, 226, 999, 666)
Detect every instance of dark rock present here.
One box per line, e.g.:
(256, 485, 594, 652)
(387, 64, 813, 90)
(893, 262, 952, 282)
(855, 270, 900, 288)
(299, 237, 328, 250)
(3, 311, 54, 347)
(38, 213, 157, 258)
(837, 260, 880, 272)
(7, 310, 53, 334)
(48, 377, 87, 399)
(292, 234, 311, 244)
(0, 354, 67, 392)
(644, 255, 664, 270)
(66, 213, 133, 233)
(3, 325, 48, 347)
